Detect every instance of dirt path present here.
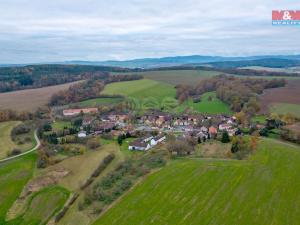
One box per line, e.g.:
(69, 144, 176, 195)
(0, 130, 40, 163)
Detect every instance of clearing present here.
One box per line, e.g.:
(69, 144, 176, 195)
(269, 103, 300, 118)
(177, 91, 232, 114)
(95, 138, 300, 225)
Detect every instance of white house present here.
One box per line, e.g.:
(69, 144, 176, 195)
(129, 139, 151, 151)
(150, 135, 166, 146)
(78, 131, 87, 138)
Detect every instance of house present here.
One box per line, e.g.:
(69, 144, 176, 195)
(209, 126, 218, 138)
(129, 139, 151, 151)
(143, 135, 154, 143)
(150, 135, 166, 146)
(200, 126, 208, 133)
(219, 123, 232, 131)
(78, 130, 87, 138)
(82, 116, 95, 126)
(63, 108, 98, 116)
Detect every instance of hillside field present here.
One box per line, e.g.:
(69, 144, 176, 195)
(177, 91, 232, 114)
(112, 70, 221, 85)
(102, 79, 176, 103)
(70, 97, 124, 108)
(95, 138, 300, 225)
(0, 81, 83, 112)
(0, 121, 21, 159)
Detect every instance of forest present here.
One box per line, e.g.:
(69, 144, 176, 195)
(176, 75, 286, 113)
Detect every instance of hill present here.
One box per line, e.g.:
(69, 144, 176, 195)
(94, 138, 300, 225)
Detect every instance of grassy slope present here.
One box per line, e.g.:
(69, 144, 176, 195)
(0, 121, 21, 159)
(177, 91, 232, 114)
(0, 154, 36, 223)
(102, 79, 176, 102)
(270, 103, 300, 118)
(95, 138, 300, 225)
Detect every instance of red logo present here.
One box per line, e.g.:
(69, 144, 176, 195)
(272, 10, 300, 20)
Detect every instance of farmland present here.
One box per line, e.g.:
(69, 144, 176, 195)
(0, 153, 36, 224)
(177, 91, 232, 114)
(269, 103, 300, 118)
(0, 80, 83, 112)
(259, 80, 300, 114)
(102, 79, 176, 102)
(112, 70, 221, 85)
(94, 138, 300, 225)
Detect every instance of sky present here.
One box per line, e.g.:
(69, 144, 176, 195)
(0, 0, 300, 63)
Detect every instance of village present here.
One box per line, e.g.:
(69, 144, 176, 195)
(60, 107, 240, 151)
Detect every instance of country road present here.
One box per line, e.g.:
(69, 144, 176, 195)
(0, 130, 40, 163)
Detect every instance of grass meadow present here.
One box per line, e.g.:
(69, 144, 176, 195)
(94, 138, 300, 225)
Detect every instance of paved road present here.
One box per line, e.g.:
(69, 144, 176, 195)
(0, 130, 40, 163)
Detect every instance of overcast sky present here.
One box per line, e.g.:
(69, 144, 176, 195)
(0, 0, 300, 63)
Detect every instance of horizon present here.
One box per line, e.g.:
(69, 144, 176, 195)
(1, 0, 300, 64)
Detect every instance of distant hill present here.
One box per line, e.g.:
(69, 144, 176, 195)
(64, 55, 300, 68)
(207, 58, 300, 68)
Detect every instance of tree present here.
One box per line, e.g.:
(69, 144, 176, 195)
(117, 135, 123, 146)
(197, 136, 202, 144)
(221, 131, 230, 143)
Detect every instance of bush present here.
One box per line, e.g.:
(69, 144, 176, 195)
(87, 137, 101, 149)
(221, 131, 230, 143)
(11, 124, 30, 135)
(8, 148, 22, 156)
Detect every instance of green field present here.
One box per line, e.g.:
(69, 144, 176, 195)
(269, 103, 300, 118)
(102, 79, 176, 106)
(0, 154, 36, 224)
(177, 91, 232, 114)
(95, 138, 300, 225)
(70, 97, 124, 108)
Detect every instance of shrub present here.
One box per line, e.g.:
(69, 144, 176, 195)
(87, 137, 101, 149)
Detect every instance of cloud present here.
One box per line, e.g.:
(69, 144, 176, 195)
(0, 0, 300, 63)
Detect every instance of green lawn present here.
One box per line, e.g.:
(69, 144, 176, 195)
(94, 138, 300, 225)
(269, 103, 300, 118)
(0, 154, 36, 224)
(251, 115, 267, 124)
(71, 97, 124, 108)
(52, 120, 72, 130)
(177, 91, 232, 114)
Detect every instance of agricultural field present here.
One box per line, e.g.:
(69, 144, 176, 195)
(70, 97, 124, 108)
(112, 70, 221, 85)
(0, 154, 36, 224)
(0, 80, 83, 112)
(239, 66, 300, 73)
(94, 138, 300, 225)
(177, 92, 232, 115)
(259, 80, 300, 114)
(102, 79, 176, 103)
(0, 121, 35, 159)
(269, 103, 300, 118)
